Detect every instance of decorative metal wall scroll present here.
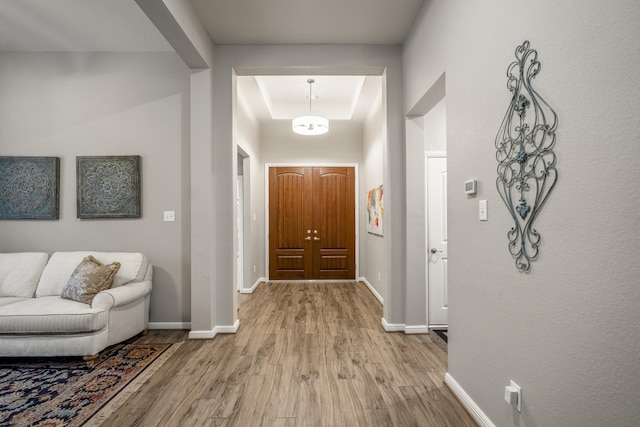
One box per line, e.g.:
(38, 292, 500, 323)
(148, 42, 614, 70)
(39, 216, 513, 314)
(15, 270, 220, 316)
(0, 156, 60, 219)
(495, 41, 558, 272)
(77, 156, 141, 219)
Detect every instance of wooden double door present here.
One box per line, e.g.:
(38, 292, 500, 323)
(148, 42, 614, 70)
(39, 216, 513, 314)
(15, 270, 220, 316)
(269, 166, 355, 280)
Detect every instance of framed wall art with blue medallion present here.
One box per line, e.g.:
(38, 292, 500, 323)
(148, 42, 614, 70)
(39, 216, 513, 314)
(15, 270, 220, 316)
(0, 156, 60, 220)
(76, 155, 141, 219)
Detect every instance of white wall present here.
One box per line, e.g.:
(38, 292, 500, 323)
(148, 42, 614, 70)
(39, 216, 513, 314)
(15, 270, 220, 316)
(404, 0, 640, 426)
(0, 52, 191, 326)
(241, 79, 387, 296)
(260, 121, 364, 281)
(261, 122, 362, 164)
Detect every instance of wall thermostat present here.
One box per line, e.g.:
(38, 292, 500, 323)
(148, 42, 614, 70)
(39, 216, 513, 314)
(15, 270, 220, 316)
(464, 179, 477, 195)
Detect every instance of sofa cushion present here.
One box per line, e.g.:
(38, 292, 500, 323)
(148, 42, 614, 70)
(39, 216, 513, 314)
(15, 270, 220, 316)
(0, 296, 108, 334)
(0, 297, 31, 308)
(0, 252, 49, 298)
(60, 255, 121, 304)
(36, 252, 148, 297)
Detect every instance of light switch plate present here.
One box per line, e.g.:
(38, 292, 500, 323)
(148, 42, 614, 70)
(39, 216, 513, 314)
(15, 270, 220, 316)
(479, 200, 488, 221)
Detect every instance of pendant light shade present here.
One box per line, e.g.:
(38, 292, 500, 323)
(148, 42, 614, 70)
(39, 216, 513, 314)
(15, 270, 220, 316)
(292, 79, 329, 136)
(292, 115, 329, 135)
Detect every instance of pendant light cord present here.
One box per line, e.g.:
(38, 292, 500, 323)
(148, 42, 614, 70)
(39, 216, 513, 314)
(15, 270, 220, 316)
(308, 78, 314, 115)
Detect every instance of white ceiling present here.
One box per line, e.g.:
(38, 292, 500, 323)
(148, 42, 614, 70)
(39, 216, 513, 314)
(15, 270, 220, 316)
(191, 0, 424, 45)
(0, 0, 424, 125)
(239, 75, 382, 124)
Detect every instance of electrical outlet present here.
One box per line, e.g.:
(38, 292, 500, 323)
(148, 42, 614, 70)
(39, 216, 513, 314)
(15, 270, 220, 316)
(504, 380, 521, 412)
(163, 211, 175, 222)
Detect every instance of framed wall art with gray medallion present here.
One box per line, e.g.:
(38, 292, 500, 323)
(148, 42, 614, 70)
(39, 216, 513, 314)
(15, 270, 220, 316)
(76, 155, 141, 219)
(0, 156, 60, 220)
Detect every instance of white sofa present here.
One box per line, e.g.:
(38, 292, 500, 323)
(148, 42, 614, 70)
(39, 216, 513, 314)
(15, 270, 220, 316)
(0, 251, 152, 359)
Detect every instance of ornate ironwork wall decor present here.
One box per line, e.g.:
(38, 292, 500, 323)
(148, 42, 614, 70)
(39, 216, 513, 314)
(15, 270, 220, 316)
(0, 157, 60, 219)
(495, 41, 558, 272)
(77, 156, 141, 219)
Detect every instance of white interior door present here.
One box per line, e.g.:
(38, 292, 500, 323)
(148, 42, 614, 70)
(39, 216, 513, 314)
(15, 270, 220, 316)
(427, 154, 448, 327)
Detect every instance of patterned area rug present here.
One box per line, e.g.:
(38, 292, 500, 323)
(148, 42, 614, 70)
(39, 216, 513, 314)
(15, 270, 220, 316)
(0, 340, 181, 426)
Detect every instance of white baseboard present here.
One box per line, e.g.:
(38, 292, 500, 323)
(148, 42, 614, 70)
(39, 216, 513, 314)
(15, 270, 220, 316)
(444, 373, 496, 427)
(188, 329, 216, 339)
(240, 278, 266, 294)
(358, 277, 383, 304)
(216, 319, 240, 334)
(148, 322, 191, 330)
(404, 325, 429, 334)
(381, 318, 429, 334)
(188, 319, 241, 339)
(381, 318, 405, 332)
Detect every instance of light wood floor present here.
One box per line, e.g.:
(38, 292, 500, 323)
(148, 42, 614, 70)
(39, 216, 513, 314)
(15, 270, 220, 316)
(101, 281, 477, 426)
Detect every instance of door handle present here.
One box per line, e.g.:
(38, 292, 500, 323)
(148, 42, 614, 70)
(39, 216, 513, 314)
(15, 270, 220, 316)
(314, 237, 320, 241)
(430, 248, 442, 254)
(305, 236, 312, 241)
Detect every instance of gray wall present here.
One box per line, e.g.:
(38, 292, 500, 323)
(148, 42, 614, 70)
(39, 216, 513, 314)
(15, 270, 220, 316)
(135, 1, 412, 336)
(212, 45, 407, 330)
(236, 82, 263, 290)
(360, 78, 386, 299)
(0, 52, 191, 326)
(404, 0, 640, 425)
(424, 97, 446, 153)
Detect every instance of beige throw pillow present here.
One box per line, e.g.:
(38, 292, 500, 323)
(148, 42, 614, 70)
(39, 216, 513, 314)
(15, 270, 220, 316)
(60, 255, 121, 304)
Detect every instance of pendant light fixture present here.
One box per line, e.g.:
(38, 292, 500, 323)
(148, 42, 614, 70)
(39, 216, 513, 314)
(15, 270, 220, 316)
(292, 79, 329, 136)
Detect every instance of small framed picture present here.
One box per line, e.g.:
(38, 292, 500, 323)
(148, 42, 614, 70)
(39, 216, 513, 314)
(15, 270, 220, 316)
(77, 155, 141, 219)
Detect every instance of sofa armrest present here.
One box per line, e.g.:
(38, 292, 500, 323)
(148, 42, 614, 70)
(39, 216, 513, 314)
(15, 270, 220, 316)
(91, 281, 152, 310)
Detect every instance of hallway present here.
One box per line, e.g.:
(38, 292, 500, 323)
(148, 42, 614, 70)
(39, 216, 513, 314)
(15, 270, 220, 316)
(102, 282, 477, 426)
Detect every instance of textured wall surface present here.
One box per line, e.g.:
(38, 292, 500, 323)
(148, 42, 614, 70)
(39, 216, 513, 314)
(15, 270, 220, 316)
(404, 0, 640, 425)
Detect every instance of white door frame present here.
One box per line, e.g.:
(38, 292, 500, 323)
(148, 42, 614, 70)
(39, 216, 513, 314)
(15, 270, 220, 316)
(237, 175, 244, 292)
(425, 151, 447, 328)
(264, 162, 360, 281)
